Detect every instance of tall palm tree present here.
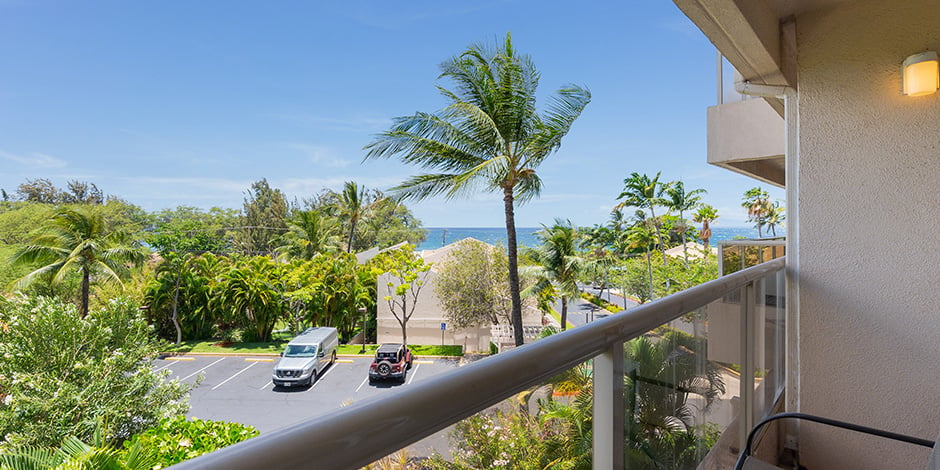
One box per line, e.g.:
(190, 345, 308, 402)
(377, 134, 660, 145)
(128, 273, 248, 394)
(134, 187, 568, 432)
(525, 219, 584, 331)
(664, 181, 707, 267)
(11, 206, 145, 317)
(617, 172, 669, 265)
(692, 204, 719, 250)
(364, 33, 590, 346)
(338, 181, 367, 253)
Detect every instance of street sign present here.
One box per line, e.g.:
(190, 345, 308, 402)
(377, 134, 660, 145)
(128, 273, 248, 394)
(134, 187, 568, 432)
(440, 322, 446, 331)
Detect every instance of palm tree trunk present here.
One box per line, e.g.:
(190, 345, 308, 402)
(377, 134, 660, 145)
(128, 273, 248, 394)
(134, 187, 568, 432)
(503, 187, 524, 346)
(81, 269, 90, 318)
(173, 269, 183, 345)
(701, 220, 712, 249)
(560, 297, 568, 332)
(650, 206, 667, 266)
(347, 219, 357, 253)
(645, 249, 654, 302)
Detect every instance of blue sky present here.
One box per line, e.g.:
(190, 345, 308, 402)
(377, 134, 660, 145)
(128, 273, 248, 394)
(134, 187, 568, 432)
(0, 0, 784, 228)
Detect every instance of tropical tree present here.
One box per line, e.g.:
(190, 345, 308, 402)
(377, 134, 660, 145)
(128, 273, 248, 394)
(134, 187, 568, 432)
(218, 256, 286, 342)
(337, 181, 371, 253)
(742, 187, 772, 237)
(692, 204, 719, 249)
(10, 205, 145, 317)
(434, 238, 513, 329)
(617, 172, 669, 264)
(364, 33, 591, 346)
(369, 245, 431, 346)
(238, 178, 289, 255)
(524, 219, 585, 331)
(276, 210, 341, 260)
(626, 212, 658, 302)
(664, 181, 707, 267)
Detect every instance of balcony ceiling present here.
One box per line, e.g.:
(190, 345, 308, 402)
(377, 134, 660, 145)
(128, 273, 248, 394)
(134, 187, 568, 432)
(765, 0, 854, 18)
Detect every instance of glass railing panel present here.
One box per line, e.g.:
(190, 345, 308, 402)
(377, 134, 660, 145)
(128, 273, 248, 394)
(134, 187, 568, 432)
(750, 268, 786, 422)
(363, 355, 596, 469)
(623, 301, 742, 469)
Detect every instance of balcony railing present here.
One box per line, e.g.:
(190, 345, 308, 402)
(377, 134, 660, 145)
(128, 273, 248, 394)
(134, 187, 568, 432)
(173, 257, 786, 470)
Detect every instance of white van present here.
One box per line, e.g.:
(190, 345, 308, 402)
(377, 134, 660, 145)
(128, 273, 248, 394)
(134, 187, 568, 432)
(272, 327, 338, 387)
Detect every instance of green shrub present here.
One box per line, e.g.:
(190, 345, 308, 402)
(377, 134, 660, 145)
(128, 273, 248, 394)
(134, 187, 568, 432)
(123, 416, 258, 467)
(0, 296, 192, 448)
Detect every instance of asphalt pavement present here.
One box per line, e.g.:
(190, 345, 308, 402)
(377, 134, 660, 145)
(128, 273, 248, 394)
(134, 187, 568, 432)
(154, 354, 462, 458)
(558, 286, 640, 328)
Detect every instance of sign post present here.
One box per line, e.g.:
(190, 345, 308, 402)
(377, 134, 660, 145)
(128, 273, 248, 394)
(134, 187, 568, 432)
(440, 322, 446, 347)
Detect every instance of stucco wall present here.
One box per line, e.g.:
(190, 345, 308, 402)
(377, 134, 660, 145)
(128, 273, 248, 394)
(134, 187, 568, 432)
(796, 1, 940, 467)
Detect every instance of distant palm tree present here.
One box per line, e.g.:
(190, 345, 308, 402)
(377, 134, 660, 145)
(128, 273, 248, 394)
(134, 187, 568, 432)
(665, 181, 707, 267)
(617, 172, 669, 264)
(338, 181, 368, 253)
(525, 219, 584, 331)
(277, 210, 341, 259)
(693, 204, 719, 249)
(626, 213, 658, 302)
(742, 187, 772, 237)
(364, 33, 591, 346)
(765, 202, 786, 237)
(11, 206, 144, 317)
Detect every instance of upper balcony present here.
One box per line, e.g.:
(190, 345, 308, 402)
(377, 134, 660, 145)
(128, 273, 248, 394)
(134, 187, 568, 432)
(707, 56, 785, 188)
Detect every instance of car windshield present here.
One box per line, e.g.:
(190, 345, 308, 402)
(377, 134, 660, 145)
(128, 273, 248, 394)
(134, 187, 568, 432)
(284, 344, 317, 357)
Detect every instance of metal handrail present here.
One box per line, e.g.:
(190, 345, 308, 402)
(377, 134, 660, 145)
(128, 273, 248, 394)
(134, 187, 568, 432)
(173, 257, 786, 469)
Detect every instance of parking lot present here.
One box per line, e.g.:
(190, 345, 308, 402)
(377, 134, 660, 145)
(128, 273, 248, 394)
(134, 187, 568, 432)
(154, 353, 462, 457)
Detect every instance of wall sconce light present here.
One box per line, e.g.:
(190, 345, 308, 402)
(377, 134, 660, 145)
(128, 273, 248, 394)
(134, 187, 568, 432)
(902, 51, 939, 96)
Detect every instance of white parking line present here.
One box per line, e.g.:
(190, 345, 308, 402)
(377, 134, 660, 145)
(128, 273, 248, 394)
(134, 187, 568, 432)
(211, 362, 257, 390)
(259, 381, 272, 390)
(180, 357, 226, 381)
(154, 362, 174, 373)
(310, 363, 338, 389)
(407, 364, 421, 385)
(355, 377, 368, 392)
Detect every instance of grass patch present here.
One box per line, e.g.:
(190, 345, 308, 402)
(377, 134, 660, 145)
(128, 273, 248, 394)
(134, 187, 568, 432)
(580, 292, 624, 313)
(162, 339, 288, 355)
(164, 340, 462, 356)
(547, 309, 576, 329)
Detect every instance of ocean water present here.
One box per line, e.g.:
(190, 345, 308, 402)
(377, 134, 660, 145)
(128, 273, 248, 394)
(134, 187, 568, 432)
(416, 226, 762, 251)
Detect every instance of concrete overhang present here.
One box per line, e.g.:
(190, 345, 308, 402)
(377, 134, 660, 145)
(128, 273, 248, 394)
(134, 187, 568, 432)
(673, 0, 853, 115)
(707, 98, 786, 187)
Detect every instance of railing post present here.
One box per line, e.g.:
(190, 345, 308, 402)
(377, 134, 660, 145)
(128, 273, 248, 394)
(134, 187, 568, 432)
(739, 281, 756, 451)
(593, 342, 624, 470)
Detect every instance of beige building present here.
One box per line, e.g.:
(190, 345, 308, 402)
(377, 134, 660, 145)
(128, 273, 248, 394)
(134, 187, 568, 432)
(675, 0, 940, 467)
(375, 239, 543, 353)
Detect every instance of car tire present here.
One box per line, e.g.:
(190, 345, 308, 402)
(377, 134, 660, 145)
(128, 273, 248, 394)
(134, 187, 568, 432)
(400, 371, 407, 383)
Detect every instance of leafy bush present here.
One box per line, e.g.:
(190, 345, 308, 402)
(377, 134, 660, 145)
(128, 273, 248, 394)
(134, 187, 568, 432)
(123, 416, 258, 467)
(0, 296, 191, 448)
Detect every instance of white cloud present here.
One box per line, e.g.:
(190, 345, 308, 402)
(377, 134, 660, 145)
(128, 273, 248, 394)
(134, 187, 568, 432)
(0, 150, 67, 169)
(279, 143, 350, 168)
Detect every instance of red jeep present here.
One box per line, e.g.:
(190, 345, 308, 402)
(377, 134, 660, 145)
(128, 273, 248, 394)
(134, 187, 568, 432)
(368, 343, 413, 383)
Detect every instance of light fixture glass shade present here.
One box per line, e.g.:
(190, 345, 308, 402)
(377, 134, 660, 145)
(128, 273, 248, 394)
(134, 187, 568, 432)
(902, 51, 939, 96)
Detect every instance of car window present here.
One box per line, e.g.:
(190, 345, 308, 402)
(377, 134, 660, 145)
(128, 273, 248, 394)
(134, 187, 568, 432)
(284, 344, 317, 357)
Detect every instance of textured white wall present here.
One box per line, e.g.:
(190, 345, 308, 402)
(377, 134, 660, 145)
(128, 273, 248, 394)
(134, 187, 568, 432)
(796, 1, 940, 467)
